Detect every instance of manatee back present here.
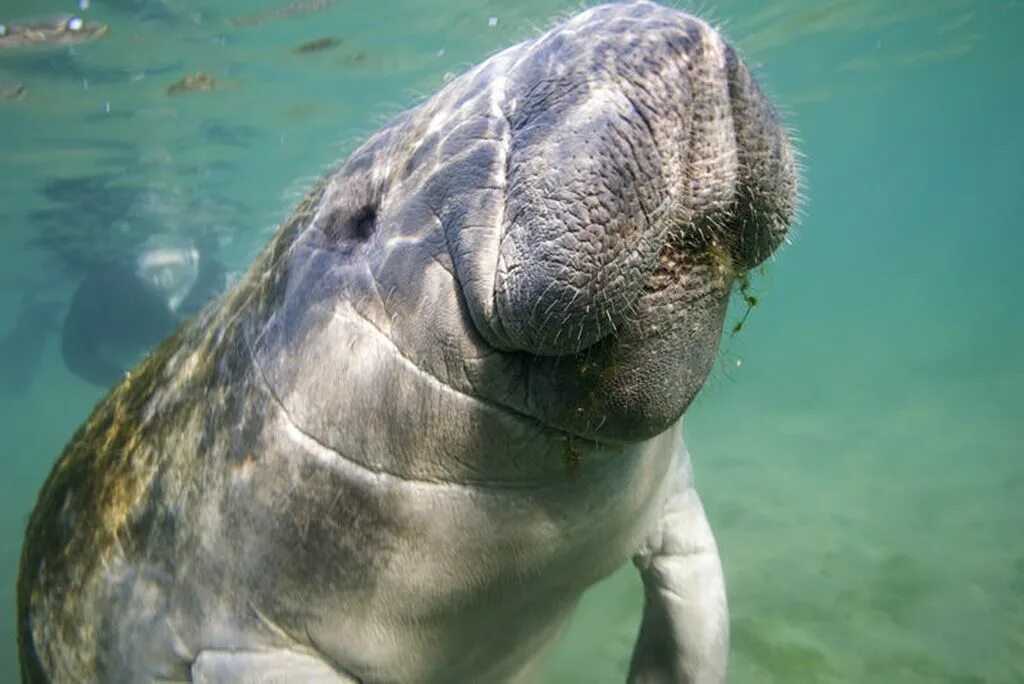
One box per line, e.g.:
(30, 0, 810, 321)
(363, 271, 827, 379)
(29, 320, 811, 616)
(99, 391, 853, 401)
(16, 186, 323, 681)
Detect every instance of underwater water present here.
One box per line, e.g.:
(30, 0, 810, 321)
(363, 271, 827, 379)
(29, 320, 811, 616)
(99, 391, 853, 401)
(0, 0, 1021, 681)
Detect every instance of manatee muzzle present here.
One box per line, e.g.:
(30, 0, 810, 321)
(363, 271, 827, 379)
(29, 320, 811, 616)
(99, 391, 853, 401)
(472, 15, 796, 361)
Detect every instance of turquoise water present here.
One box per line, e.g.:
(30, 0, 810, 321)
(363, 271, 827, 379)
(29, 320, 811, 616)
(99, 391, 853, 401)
(1, 0, 1021, 681)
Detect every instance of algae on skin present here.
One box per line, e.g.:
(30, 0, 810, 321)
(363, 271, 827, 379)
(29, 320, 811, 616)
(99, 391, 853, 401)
(730, 269, 762, 336)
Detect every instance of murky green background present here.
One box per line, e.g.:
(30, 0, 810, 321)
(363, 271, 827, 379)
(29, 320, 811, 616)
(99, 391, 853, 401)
(1, 0, 1021, 681)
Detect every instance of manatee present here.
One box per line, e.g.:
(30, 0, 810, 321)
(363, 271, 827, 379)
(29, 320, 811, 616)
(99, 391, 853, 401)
(61, 235, 227, 387)
(17, 2, 798, 682)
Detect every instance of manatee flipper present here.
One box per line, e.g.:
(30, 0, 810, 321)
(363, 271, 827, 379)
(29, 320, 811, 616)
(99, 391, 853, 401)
(191, 649, 357, 683)
(0, 296, 62, 393)
(629, 448, 728, 684)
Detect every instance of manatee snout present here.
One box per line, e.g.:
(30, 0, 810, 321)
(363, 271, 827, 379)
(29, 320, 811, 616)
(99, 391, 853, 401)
(454, 4, 798, 440)
(484, 7, 796, 356)
(281, 3, 797, 444)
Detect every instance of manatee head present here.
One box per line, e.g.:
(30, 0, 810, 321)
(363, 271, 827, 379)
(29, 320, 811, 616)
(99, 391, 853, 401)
(254, 2, 797, 452)
(134, 234, 200, 314)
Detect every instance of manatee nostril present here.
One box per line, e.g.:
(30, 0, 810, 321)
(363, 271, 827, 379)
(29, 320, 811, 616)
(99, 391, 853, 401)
(352, 205, 377, 241)
(322, 204, 377, 243)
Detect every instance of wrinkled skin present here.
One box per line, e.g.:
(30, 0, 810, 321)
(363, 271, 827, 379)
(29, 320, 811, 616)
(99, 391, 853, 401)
(18, 3, 797, 683)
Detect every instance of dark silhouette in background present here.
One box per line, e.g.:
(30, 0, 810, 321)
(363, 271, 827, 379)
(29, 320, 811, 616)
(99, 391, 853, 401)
(0, 297, 63, 394)
(0, 236, 226, 393)
(61, 235, 227, 387)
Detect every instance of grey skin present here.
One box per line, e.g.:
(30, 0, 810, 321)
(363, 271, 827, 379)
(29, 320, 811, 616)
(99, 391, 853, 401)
(18, 3, 797, 683)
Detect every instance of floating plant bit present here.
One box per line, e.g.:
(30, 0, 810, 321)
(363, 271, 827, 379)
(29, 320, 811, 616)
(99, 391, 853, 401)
(488, 17, 498, 27)
(0, 83, 27, 100)
(0, 15, 108, 48)
(79, 0, 91, 10)
(730, 271, 760, 335)
(166, 71, 217, 95)
(294, 36, 342, 54)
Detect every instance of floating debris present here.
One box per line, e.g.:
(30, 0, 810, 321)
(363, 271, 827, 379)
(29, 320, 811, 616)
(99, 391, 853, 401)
(230, 0, 334, 29)
(0, 14, 108, 49)
(296, 36, 342, 54)
(167, 72, 216, 95)
(341, 52, 368, 67)
(0, 83, 27, 100)
(488, 17, 498, 28)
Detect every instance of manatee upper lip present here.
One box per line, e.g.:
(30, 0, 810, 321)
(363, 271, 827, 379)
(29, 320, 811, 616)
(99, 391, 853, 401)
(249, 306, 625, 489)
(337, 304, 633, 448)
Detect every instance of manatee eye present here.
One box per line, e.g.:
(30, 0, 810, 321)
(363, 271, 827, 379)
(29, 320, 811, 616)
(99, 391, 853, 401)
(66, 16, 84, 32)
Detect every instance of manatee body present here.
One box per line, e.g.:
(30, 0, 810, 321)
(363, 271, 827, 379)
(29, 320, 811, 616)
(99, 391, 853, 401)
(18, 3, 797, 682)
